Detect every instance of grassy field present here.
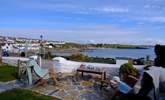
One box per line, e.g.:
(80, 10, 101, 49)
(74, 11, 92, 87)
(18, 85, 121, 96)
(0, 65, 60, 100)
(0, 88, 59, 100)
(0, 64, 17, 82)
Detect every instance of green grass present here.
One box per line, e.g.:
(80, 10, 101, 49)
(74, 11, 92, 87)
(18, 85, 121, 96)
(0, 88, 59, 100)
(0, 64, 17, 82)
(63, 54, 116, 64)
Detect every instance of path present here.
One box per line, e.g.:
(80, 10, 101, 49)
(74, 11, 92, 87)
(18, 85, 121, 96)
(0, 80, 24, 93)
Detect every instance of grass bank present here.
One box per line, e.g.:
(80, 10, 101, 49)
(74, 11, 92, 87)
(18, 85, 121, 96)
(0, 88, 59, 100)
(63, 54, 116, 64)
(0, 64, 17, 82)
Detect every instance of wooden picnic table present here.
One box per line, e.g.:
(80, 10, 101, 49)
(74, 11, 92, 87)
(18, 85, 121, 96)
(77, 68, 106, 88)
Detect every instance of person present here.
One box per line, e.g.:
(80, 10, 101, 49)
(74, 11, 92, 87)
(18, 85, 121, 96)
(111, 63, 140, 100)
(135, 45, 165, 100)
(114, 45, 165, 100)
(119, 63, 139, 87)
(49, 67, 58, 85)
(135, 66, 165, 100)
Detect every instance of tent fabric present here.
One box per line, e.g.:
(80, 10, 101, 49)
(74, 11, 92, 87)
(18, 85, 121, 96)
(53, 57, 144, 78)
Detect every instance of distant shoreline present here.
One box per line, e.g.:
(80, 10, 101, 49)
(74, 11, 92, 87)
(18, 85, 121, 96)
(80, 47, 151, 52)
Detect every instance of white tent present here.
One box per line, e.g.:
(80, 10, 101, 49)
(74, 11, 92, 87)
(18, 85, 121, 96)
(52, 57, 67, 62)
(52, 57, 144, 78)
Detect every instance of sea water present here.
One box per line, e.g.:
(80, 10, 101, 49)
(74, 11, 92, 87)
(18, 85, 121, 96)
(82, 48, 155, 60)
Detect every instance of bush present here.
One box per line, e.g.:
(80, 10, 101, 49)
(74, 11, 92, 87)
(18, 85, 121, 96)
(69, 53, 90, 61)
(119, 63, 138, 77)
(119, 63, 139, 87)
(64, 54, 116, 64)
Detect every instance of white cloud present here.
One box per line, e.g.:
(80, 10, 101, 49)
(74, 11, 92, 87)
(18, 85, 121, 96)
(137, 16, 165, 23)
(0, 25, 160, 45)
(150, 16, 165, 23)
(0, 0, 165, 45)
(100, 7, 128, 13)
(144, 5, 151, 8)
(142, 38, 165, 45)
(94, 7, 129, 13)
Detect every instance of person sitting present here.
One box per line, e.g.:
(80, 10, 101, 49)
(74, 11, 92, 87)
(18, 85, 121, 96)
(112, 45, 165, 100)
(111, 63, 139, 100)
(136, 66, 165, 100)
(134, 45, 165, 100)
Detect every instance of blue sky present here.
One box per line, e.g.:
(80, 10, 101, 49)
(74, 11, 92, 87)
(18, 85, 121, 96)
(0, 0, 165, 45)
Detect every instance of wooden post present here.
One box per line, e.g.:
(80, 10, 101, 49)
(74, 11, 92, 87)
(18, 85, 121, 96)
(17, 60, 20, 79)
(104, 72, 106, 80)
(146, 55, 151, 66)
(38, 56, 42, 67)
(81, 72, 84, 77)
(128, 59, 133, 64)
(0, 46, 2, 64)
(0, 57, 2, 64)
(0, 55, 2, 65)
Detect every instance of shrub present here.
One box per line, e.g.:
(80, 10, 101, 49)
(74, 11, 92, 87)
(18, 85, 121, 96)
(69, 53, 90, 61)
(119, 63, 139, 87)
(65, 54, 116, 64)
(119, 63, 138, 77)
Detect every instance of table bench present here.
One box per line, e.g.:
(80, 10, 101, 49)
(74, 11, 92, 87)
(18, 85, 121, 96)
(77, 68, 106, 88)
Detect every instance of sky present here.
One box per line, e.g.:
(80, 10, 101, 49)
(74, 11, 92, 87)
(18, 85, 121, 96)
(0, 0, 165, 45)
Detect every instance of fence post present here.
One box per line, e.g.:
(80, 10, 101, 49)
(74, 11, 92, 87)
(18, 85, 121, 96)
(0, 55, 2, 65)
(17, 60, 20, 79)
(0, 46, 2, 64)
